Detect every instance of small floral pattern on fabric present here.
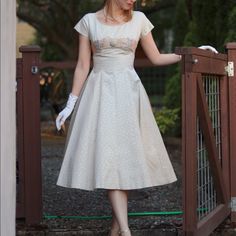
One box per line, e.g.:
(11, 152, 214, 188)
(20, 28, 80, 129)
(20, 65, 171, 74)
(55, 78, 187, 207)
(93, 37, 138, 52)
(57, 11, 177, 191)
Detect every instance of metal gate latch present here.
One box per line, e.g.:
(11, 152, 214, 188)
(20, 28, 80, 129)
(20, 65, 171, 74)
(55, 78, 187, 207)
(231, 197, 236, 212)
(225, 61, 234, 77)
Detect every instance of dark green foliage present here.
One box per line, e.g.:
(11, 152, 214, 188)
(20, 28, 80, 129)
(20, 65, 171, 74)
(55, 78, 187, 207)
(163, 0, 236, 136)
(225, 6, 236, 43)
(162, 66, 181, 136)
(17, 0, 176, 60)
(17, 0, 103, 60)
(164, 66, 181, 109)
(18, 0, 236, 131)
(172, 0, 189, 48)
(154, 107, 180, 136)
(183, 0, 235, 50)
(184, 21, 198, 46)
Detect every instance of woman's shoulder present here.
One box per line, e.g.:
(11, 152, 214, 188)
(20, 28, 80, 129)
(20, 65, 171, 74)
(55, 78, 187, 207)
(80, 12, 94, 21)
(132, 10, 146, 18)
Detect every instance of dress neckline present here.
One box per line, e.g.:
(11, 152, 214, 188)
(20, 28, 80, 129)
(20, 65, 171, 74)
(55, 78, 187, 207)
(93, 11, 134, 27)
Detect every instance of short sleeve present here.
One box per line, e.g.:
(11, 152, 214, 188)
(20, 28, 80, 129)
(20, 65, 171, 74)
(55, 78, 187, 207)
(74, 14, 89, 37)
(140, 13, 154, 38)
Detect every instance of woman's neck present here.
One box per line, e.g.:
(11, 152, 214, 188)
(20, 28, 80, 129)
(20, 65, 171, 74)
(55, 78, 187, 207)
(105, 2, 124, 19)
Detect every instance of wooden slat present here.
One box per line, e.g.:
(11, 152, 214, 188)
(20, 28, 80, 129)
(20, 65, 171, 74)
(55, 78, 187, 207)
(19, 46, 42, 224)
(226, 43, 236, 222)
(183, 72, 198, 235)
(16, 59, 23, 79)
(175, 47, 227, 60)
(16, 74, 25, 218)
(196, 204, 230, 236)
(176, 55, 226, 75)
(220, 75, 230, 201)
(197, 76, 227, 204)
(191, 55, 227, 75)
(181, 56, 186, 236)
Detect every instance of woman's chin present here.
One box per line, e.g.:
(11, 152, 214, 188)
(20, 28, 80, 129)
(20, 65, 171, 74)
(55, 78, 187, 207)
(122, 4, 133, 10)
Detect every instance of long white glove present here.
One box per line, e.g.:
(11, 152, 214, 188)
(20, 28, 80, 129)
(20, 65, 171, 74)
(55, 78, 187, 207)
(56, 93, 78, 131)
(198, 45, 218, 53)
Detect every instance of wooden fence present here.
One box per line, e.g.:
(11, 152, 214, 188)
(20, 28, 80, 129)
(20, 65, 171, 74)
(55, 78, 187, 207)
(16, 46, 42, 224)
(16, 43, 236, 235)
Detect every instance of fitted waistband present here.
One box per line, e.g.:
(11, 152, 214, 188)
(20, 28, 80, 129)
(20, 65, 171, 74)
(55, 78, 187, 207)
(92, 54, 134, 72)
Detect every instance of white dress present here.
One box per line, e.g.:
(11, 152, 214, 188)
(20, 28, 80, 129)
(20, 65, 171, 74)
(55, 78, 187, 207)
(56, 11, 177, 191)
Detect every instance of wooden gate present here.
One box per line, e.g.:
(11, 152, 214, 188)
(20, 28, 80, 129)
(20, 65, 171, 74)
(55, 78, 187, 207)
(16, 46, 42, 224)
(15, 43, 236, 231)
(177, 43, 236, 235)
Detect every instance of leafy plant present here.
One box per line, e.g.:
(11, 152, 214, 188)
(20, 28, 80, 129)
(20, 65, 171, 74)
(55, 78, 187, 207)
(154, 107, 180, 136)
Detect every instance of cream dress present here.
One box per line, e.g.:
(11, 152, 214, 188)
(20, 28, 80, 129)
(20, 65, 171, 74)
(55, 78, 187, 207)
(56, 10, 177, 191)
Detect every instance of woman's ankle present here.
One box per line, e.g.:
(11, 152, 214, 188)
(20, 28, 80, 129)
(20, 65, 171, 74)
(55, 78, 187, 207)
(119, 228, 131, 235)
(109, 228, 120, 236)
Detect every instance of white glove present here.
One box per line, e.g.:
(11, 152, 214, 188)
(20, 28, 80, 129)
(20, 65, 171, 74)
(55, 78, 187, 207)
(55, 93, 78, 131)
(198, 45, 218, 54)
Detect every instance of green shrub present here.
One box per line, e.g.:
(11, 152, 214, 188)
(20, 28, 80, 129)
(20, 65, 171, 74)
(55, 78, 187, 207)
(154, 107, 180, 136)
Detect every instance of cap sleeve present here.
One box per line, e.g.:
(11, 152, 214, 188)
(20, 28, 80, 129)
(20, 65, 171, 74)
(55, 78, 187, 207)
(140, 12, 154, 38)
(74, 14, 89, 37)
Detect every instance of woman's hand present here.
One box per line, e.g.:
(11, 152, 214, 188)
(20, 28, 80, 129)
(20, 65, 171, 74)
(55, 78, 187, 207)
(55, 93, 78, 131)
(198, 45, 218, 53)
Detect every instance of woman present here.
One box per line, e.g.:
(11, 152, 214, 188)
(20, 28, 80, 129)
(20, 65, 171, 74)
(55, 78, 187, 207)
(55, 0, 217, 235)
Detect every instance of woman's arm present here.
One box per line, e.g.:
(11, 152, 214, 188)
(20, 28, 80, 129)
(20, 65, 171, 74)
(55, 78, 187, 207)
(71, 34, 91, 96)
(55, 34, 91, 131)
(140, 32, 181, 66)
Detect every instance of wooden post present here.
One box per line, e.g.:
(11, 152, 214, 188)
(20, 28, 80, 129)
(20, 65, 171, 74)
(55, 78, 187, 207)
(226, 42, 236, 223)
(183, 72, 198, 235)
(19, 46, 42, 224)
(0, 0, 16, 235)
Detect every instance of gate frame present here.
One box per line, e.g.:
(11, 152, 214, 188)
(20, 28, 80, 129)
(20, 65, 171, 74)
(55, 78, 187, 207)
(176, 46, 234, 235)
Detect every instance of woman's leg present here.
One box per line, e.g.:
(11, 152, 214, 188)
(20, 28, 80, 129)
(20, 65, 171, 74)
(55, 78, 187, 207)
(109, 210, 120, 236)
(107, 190, 131, 235)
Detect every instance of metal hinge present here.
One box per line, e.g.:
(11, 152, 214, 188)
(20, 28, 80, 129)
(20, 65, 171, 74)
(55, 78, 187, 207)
(225, 61, 234, 77)
(231, 197, 236, 212)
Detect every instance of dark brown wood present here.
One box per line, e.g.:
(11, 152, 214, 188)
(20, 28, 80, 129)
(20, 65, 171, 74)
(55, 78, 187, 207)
(175, 54, 226, 75)
(16, 58, 25, 218)
(226, 42, 236, 222)
(197, 76, 227, 204)
(175, 47, 227, 74)
(18, 46, 42, 224)
(220, 75, 230, 201)
(191, 55, 227, 75)
(178, 45, 232, 236)
(183, 72, 198, 235)
(40, 60, 77, 69)
(181, 57, 187, 235)
(196, 204, 230, 236)
(175, 47, 227, 60)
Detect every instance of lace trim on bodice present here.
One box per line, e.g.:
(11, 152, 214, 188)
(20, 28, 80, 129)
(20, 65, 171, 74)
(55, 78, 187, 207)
(93, 37, 138, 52)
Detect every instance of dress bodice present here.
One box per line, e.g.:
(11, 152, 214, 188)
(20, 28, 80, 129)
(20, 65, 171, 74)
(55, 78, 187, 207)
(74, 11, 154, 59)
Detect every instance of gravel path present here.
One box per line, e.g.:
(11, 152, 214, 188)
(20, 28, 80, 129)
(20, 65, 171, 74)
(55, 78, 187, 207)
(16, 121, 236, 235)
(40, 121, 182, 232)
